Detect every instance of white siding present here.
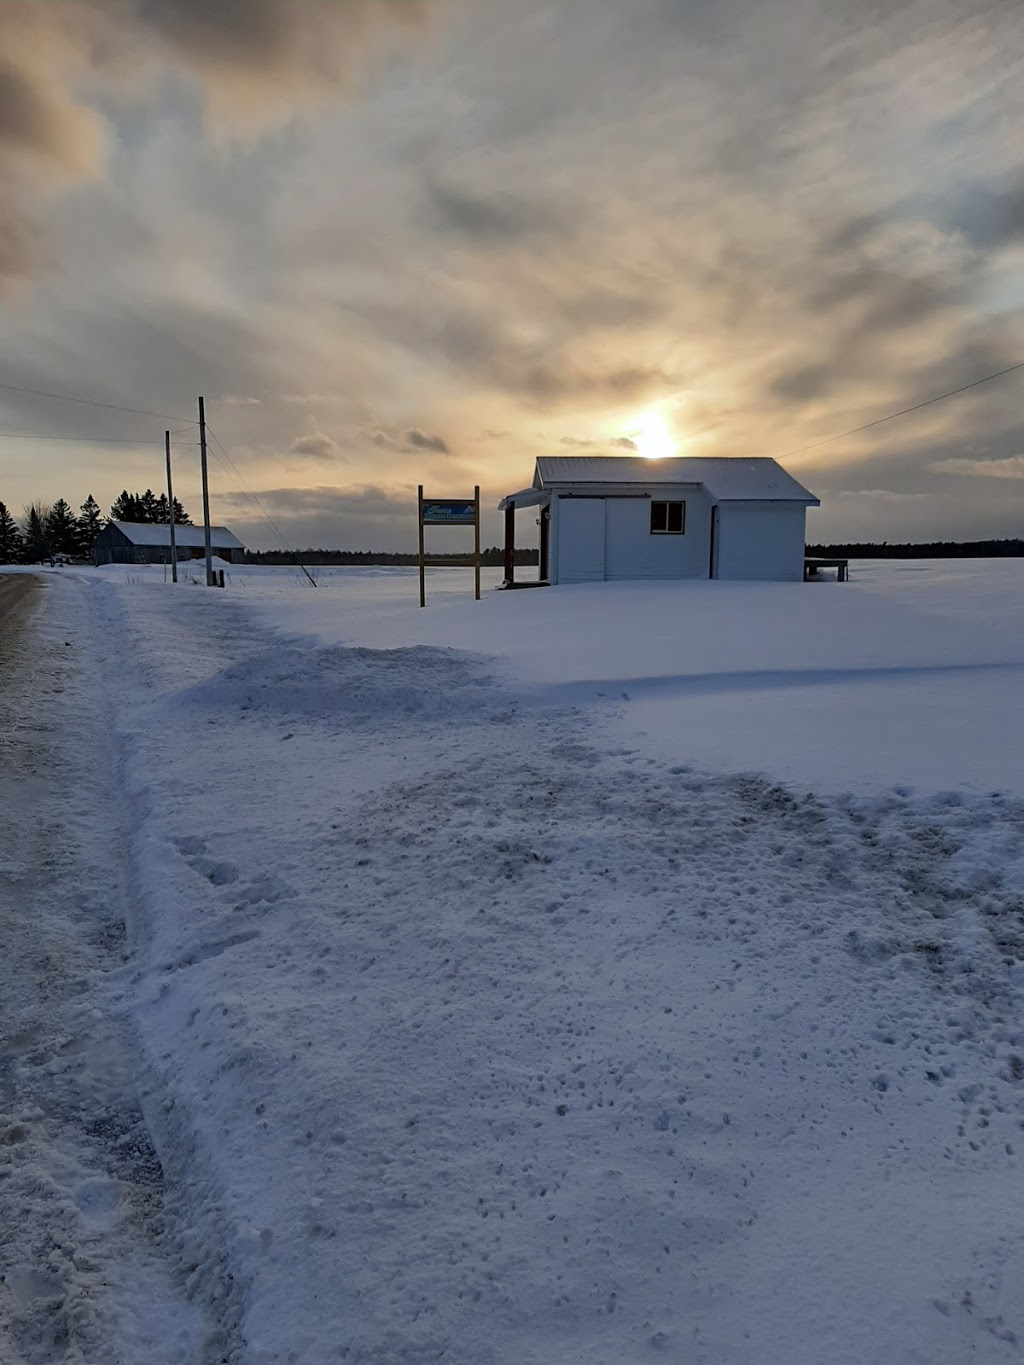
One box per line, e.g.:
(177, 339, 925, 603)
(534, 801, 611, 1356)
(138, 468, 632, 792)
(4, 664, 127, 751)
(554, 498, 605, 583)
(604, 492, 712, 579)
(550, 487, 715, 583)
(714, 502, 807, 581)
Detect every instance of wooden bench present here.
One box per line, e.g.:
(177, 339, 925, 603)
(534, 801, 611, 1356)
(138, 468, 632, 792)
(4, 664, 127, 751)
(804, 556, 849, 582)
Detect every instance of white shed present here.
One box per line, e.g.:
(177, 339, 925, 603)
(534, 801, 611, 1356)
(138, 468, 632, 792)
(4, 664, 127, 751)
(497, 456, 819, 586)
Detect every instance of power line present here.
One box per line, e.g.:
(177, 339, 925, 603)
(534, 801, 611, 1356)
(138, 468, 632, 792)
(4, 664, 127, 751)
(0, 381, 197, 425)
(204, 427, 272, 515)
(204, 423, 317, 586)
(0, 431, 177, 444)
(205, 425, 314, 576)
(775, 359, 1024, 461)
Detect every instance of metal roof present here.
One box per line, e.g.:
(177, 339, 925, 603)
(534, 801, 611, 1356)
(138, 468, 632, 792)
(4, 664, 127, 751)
(532, 456, 818, 504)
(111, 521, 245, 549)
(497, 486, 550, 512)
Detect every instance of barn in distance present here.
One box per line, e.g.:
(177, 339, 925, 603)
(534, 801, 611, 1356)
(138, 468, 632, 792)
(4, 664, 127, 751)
(93, 521, 246, 566)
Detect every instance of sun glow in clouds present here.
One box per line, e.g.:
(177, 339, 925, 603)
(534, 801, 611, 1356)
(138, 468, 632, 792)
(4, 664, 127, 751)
(630, 408, 678, 459)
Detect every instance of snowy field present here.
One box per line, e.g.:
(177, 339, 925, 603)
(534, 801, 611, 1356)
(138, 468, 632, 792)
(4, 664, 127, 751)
(241, 557, 1024, 796)
(3, 558, 1024, 1363)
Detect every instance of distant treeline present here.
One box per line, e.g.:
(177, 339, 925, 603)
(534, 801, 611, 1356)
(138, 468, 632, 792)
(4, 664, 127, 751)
(807, 539, 1024, 559)
(244, 547, 540, 567)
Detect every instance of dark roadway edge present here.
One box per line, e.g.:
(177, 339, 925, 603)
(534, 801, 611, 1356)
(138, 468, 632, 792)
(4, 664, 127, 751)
(0, 576, 38, 664)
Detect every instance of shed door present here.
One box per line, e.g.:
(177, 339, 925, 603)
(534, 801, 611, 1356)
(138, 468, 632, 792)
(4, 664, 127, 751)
(604, 498, 650, 579)
(556, 499, 605, 583)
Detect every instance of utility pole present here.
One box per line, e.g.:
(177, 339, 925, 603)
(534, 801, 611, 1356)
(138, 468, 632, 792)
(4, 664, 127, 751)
(198, 395, 214, 587)
(165, 430, 178, 584)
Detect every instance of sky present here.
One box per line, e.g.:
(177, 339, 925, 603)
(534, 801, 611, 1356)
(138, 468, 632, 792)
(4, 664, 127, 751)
(1, 0, 1024, 551)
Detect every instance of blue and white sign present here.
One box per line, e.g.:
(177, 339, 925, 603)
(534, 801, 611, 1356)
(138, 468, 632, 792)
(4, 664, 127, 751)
(422, 500, 476, 525)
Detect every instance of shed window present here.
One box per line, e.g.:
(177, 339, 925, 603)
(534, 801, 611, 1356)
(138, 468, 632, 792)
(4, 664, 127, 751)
(650, 501, 685, 534)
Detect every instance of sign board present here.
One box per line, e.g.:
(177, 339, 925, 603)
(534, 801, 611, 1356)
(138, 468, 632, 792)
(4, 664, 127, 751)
(422, 500, 476, 525)
(417, 485, 481, 607)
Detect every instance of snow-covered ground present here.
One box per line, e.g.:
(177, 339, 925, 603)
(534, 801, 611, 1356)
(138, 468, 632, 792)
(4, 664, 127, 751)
(241, 557, 1024, 795)
(4, 559, 1024, 1363)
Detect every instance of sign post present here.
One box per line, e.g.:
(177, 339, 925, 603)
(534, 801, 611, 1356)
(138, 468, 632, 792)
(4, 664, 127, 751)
(417, 485, 481, 607)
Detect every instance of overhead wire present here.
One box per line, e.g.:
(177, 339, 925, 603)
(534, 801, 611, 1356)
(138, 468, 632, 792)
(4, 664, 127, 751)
(773, 360, 1024, 461)
(0, 381, 197, 426)
(203, 422, 317, 586)
(0, 431, 176, 444)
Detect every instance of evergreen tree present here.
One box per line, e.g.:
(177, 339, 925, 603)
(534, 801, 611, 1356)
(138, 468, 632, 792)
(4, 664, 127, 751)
(22, 503, 51, 563)
(110, 490, 141, 522)
(78, 494, 104, 546)
(45, 498, 80, 555)
(0, 501, 22, 564)
(109, 488, 191, 524)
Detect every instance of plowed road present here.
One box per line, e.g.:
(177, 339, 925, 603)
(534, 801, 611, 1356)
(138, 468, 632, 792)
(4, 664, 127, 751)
(0, 575, 36, 646)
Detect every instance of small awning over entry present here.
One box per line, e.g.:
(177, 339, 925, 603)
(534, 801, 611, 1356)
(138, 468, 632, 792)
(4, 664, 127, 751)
(497, 486, 551, 588)
(497, 487, 550, 512)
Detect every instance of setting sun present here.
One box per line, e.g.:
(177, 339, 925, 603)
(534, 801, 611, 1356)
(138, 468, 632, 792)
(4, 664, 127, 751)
(630, 408, 678, 459)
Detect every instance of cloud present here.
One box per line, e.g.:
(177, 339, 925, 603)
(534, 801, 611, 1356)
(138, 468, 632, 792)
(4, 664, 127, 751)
(371, 426, 450, 454)
(770, 364, 831, 404)
(515, 363, 676, 408)
(213, 482, 418, 550)
(0, 0, 441, 287)
(835, 488, 929, 502)
(122, 0, 440, 134)
(290, 430, 338, 460)
(424, 178, 570, 245)
(405, 426, 449, 454)
(218, 482, 408, 517)
(559, 434, 637, 451)
(932, 455, 1024, 480)
(0, 33, 106, 176)
(940, 179, 1024, 251)
(339, 288, 681, 411)
(0, 214, 32, 280)
(0, 6, 108, 285)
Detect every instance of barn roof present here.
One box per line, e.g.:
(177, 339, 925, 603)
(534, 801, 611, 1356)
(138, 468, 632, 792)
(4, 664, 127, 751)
(111, 521, 245, 549)
(532, 456, 818, 504)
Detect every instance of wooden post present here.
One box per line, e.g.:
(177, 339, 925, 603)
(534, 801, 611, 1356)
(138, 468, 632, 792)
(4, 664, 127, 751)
(165, 430, 178, 584)
(417, 485, 426, 608)
(539, 504, 550, 582)
(473, 485, 481, 601)
(504, 502, 515, 586)
(198, 395, 214, 588)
